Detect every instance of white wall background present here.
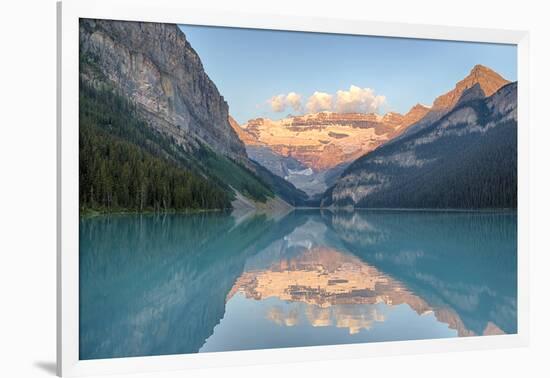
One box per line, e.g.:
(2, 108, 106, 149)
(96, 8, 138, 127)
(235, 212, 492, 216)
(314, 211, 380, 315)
(1, 0, 548, 377)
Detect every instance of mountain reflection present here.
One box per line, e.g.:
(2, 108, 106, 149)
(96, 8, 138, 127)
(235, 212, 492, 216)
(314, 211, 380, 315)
(230, 246, 428, 335)
(324, 210, 517, 336)
(79, 211, 304, 359)
(223, 211, 514, 339)
(80, 209, 516, 359)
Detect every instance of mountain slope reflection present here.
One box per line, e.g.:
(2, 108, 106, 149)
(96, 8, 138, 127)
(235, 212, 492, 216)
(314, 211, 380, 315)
(323, 210, 517, 336)
(79, 211, 305, 359)
(79, 210, 516, 358)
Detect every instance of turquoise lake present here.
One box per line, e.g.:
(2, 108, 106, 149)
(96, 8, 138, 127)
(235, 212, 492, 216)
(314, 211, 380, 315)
(79, 210, 517, 360)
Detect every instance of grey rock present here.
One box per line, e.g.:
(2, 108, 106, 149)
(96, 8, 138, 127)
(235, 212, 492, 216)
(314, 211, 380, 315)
(79, 18, 248, 164)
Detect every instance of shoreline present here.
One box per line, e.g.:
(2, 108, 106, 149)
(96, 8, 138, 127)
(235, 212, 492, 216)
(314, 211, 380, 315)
(79, 208, 229, 218)
(80, 206, 517, 218)
(308, 207, 518, 213)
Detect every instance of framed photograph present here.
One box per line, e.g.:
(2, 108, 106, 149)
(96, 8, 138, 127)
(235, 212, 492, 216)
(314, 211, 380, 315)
(57, 0, 529, 376)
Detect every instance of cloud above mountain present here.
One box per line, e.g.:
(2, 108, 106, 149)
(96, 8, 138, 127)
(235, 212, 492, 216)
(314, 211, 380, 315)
(268, 86, 386, 114)
(335, 86, 386, 113)
(268, 94, 286, 112)
(285, 92, 302, 111)
(306, 92, 333, 113)
(269, 92, 302, 112)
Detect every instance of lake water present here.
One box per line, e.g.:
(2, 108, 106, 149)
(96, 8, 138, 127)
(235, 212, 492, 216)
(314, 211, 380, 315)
(79, 210, 517, 360)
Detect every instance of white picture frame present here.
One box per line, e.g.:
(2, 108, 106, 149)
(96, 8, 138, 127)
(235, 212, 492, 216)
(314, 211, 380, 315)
(57, 0, 530, 376)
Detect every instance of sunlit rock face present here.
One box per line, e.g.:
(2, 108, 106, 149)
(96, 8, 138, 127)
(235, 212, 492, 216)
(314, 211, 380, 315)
(228, 246, 487, 336)
(237, 107, 430, 172)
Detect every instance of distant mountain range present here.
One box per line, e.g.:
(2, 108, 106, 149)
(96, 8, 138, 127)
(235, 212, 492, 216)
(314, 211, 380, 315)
(230, 64, 515, 205)
(79, 18, 517, 212)
(235, 107, 430, 171)
(231, 105, 430, 195)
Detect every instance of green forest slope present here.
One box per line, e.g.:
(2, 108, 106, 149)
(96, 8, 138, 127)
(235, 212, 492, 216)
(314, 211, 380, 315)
(79, 81, 278, 213)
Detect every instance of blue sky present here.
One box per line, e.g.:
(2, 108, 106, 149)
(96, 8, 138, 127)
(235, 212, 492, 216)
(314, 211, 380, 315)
(179, 25, 517, 124)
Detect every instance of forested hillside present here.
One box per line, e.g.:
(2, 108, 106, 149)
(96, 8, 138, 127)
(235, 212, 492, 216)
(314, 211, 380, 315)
(80, 82, 227, 212)
(79, 81, 276, 213)
(324, 82, 517, 209)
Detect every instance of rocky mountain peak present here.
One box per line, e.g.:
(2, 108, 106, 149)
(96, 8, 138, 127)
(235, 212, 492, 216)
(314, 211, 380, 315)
(410, 103, 431, 112)
(402, 103, 431, 127)
(470, 64, 496, 77)
(432, 64, 509, 110)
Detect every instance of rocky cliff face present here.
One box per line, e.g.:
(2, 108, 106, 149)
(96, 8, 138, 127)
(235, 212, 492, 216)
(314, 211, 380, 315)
(237, 105, 430, 172)
(79, 19, 248, 164)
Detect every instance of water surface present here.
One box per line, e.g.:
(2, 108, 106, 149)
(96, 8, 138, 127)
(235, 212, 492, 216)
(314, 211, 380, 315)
(79, 210, 517, 359)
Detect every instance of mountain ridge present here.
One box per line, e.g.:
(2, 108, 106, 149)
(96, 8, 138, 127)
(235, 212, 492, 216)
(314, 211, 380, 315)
(323, 80, 517, 209)
(395, 64, 510, 142)
(237, 105, 431, 172)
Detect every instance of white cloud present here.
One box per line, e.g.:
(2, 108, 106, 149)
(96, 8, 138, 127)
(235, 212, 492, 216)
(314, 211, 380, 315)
(268, 92, 303, 113)
(285, 92, 302, 112)
(267, 85, 386, 115)
(334, 85, 386, 113)
(269, 94, 287, 112)
(306, 91, 333, 113)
